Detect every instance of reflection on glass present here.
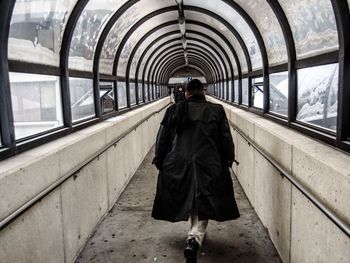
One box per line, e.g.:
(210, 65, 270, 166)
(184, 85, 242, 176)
(117, 81, 127, 109)
(70, 78, 95, 121)
(234, 80, 239, 103)
(9, 0, 77, 66)
(279, 0, 338, 59)
(297, 63, 338, 131)
(223, 82, 227, 100)
(252, 77, 264, 109)
(269, 72, 288, 116)
(9, 72, 63, 140)
(130, 82, 136, 105)
(100, 82, 114, 113)
(242, 78, 249, 105)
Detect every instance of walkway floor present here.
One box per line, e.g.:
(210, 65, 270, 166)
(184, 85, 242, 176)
(76, 148, 281, 263)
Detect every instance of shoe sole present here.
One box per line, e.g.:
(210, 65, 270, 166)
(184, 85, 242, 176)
(184, 248, 196, 263)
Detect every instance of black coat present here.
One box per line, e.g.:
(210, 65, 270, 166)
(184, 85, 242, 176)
(152, 95, 240, 222)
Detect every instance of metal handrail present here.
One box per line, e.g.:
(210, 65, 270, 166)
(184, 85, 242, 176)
(230, 120, 350, 238)
(0, 103, 170, 231)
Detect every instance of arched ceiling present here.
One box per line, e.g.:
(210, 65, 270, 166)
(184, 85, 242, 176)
(6, 0, 341, 86)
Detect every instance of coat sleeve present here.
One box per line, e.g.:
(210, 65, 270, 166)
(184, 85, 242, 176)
(219, 107, 235, 167)
(152, 108, 173, 170)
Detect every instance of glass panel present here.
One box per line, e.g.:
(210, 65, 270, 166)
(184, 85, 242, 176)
(297, 63, 338, 131)
(252, 77, 264, 109)
(153, 85, 156, 100)
(229, 81, 232, 101)
(223, 82, 227, 100)
(270, 72, 288, 116)
(235, 0, 287, 66)
(242, 78, 249, 105)
(9, 72, 63, 140)
(69, 0, 129, 71)
(138, 84, 143, 102)
(186, 24, 243, 74)
(144, 84, 149, 101)
(117, 81, 127, 109)
(129, 25, 180, 79)
(185, 3, 262, 70)
(234, 80, 239, 103)
(9, 0, 77, 66)
(99, 0, 174, 75)
(70, 78, 94, 121)
(117, 11, 178, 76)
(279, 0, 338, 59)
(99, 81, 114, 114)
(129, 82, 136, 105)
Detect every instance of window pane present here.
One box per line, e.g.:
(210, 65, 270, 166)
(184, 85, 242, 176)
(153, 85, 156, 100)
(99, 0, 174, 75)
(234, 80, 239, 103)
(252, 77, 264, 109)
(242, 78, 249, 105)
(144, 84, 149, 101)
(297, 63, 338, 131)
(279, 0, 338, 59)
(69, 0, 129, 71)
(235, 0, 288, 66)
(9, 73, 63, 139)
(130, 82, 136, 105)
(100, 81, 114, 114)
(229, 81, 232, 101)
(270, 72, 288, 116)
(138, 84, 143, 103)
(117, 81, 127, 109)
(70, 78, 95, 122)
(9, 0, 77, 66)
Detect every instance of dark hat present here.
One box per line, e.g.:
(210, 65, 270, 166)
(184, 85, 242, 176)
(186, 79, 204, 92)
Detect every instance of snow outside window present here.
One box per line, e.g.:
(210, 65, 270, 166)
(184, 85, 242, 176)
(9, 72, 63, 139)
(9, 0, 77, 66)
(269, 72, 289, 117)
(234, 80, 239, 103)
(138, 84, 143, 103)
(297, 63, 338, 131)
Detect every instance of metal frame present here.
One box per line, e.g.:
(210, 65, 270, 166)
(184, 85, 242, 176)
(158, 53, 218, 86)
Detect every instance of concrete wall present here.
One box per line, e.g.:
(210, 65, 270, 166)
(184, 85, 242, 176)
(208, 97, 350, 263)
(0, 98, 170, 263)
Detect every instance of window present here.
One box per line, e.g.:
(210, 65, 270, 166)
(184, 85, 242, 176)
(99, 82, 115, 114)
(69, 78, 95, 122)
(242, 78, 249, 106)
(252, 77, 264, 109)
(138, 84, 143, 103)
(297, 63, 338, 131)
(144, 84, 149, 101)
(270, 72, 288, 116)
(117, 81, 127, 109)
(228, 81, 232, 102)
(9, 72, 63, 139)
(234, 80, 239, 103)
(129, 82, 136, 105)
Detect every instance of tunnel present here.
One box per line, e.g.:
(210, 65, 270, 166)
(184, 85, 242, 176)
(0, 0, 349, 262)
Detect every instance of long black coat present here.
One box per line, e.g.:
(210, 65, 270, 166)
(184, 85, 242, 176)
(152, 95, 240, 222)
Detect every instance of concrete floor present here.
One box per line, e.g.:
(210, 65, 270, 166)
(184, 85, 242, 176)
(76, 148, 282, 263)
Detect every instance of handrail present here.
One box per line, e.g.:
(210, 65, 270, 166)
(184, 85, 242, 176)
(230, 120, 350, 238)
(0, 102, 170, 231)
